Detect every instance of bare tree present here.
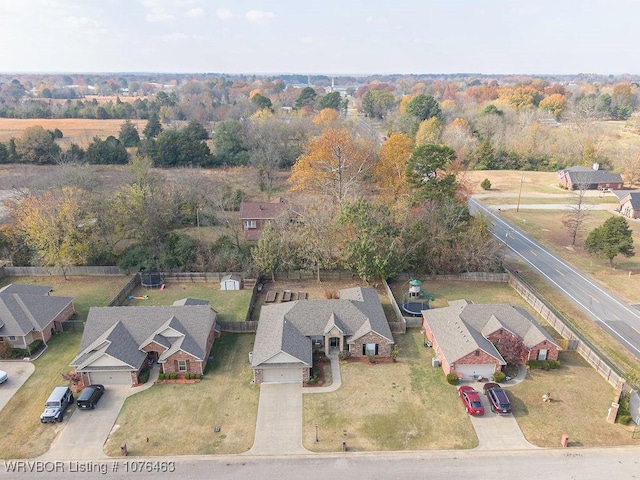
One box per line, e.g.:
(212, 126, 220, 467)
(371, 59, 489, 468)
(562, 176, 593, 246)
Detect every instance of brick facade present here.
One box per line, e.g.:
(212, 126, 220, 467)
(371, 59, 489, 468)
(162, 350, 204, 375)
(349, 331, 392, 358)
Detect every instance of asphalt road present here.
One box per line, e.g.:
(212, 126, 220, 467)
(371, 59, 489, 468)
(469, 198, 640, 361)
(2, 448, 638, 479)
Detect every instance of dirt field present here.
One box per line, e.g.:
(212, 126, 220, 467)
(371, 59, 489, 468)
(0, 118, 147, 147)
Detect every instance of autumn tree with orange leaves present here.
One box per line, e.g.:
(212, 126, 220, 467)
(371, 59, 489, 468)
(373, 132, 414, 195)
(288, 128, 375, 204)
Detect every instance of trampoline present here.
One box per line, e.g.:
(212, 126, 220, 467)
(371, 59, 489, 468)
(141, 272, 164, 288)
(402, 301, 430, 316)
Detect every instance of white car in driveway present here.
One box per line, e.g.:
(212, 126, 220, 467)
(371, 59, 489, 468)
(0, 370, 7, 384)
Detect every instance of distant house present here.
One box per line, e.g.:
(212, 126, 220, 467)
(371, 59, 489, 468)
(239, 197, 288, 241)
(251, 287, 394, 384)
(422, 300, 560, 380)
(557, 165, 624, 190)
(0, 284, 75, 350)
(616, 191, 640, 219)
(71, 300, 218, 386)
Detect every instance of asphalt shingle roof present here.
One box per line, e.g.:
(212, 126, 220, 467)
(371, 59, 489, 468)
(251, 287, 393, 368)
(0, 284, 73, 337)
(72, 304, 216, 370)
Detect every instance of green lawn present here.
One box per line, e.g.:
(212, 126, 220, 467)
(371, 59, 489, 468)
(124, 283, 253, 322)
(0, 275, 127, 320)
(104, 333, 259, 456)
(303, 331, 478, 452)
(510, 351, 640, 447)
(0, 332, 82, 459)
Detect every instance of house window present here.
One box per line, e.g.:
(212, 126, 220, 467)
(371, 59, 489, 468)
(244, 220, 257, 229)
(363, 343, 377, 355)
(537, 349, 548, 361)
(8, 336, 16, 341)
(475, 350, 480, 357)
(178, 360, 187, 372)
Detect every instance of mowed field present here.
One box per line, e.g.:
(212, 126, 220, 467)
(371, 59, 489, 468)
(0, 118, 147, 147)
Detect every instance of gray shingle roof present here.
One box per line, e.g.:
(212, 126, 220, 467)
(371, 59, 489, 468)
(621, 192, 640, 210)
(422, 302, 505, 366)
(423, 301, 560, 365)
(560, 167, 623, 185)
(252, 287, 393, 368)
(71, 304, 216, 370)
(0, 285, 73, 337)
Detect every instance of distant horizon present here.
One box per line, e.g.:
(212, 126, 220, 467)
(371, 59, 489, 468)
(1, 1, 638, 75)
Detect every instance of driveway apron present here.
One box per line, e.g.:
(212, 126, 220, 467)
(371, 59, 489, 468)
(39, 365, 159, 460)
(247, 383, 309, 455)
(0, 361, 34, 412)
(469, 378, 536, 450)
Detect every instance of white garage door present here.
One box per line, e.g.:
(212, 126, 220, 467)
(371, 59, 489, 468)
(88, 371, 132, 385)
(262, 367, 302, 384)
(455, 364, 496, 380)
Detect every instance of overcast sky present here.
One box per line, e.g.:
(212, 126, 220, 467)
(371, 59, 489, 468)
(1, 0, 639, 75)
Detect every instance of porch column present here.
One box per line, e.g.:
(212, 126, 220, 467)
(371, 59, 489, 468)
(324, 336, 330, 355)
(339, 336, 344, 352)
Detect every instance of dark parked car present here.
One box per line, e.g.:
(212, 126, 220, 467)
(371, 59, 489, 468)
(458, 385, 484, 416)
(76, 384, 105, 410)
(483, 382, 512, 414)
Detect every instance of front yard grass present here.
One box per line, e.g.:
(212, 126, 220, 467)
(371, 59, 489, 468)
(125, 283, 253, 322)
(510, 351, 640, 447)
(0, 332, 82, 459)
(303, 331, 478, 452)
(104, 333, 259, 456)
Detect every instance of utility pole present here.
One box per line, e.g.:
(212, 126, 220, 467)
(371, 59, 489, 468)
(516, 174, 525, 213)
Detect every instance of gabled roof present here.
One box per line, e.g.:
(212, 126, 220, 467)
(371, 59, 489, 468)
(422, 302, 505, 366)
(0, 284, 73, 337)
(458, 303, 560, 349)
(252, 287, 393, 368)
(72, 304, 217, 371)
(239, 198, 287, 220)
(620, 192, 640, 210)
(558, 166, 623, 185)
(423, 300, 560, 365)
(251, 310, 312, 367)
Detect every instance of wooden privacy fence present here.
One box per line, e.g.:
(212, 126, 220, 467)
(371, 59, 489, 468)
(218, 321, 258, 333)
(508, 269, 627, 389)
(382, 278, 406, 333)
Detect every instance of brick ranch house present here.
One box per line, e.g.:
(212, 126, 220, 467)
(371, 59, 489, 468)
(71, 299, 219, 386)
(615, 191, 640, 220)
(239, 197, 288, 241)
(0, 283, 75, 351)
(422, 300, 560, 380)
(251, 287, 394, 384)
(557, 165, 624, 190)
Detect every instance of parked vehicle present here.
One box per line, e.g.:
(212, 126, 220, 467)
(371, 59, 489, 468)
(483, 382, 512, 414)
(0, 370, 7, 384)
(458, 385, 484, 416)
(40, 386, 74, 423)
(76, 384, 105, 410)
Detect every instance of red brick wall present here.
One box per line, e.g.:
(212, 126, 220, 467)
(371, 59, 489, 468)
(349, 332, 392, 358)
(163, 351, 204, 375)
(527, 341, 559, 361)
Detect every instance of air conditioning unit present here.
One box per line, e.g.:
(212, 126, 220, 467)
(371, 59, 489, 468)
(431, 357, 440, 367)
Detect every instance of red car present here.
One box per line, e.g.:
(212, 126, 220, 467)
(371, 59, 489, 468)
(458, 385, 485, 416)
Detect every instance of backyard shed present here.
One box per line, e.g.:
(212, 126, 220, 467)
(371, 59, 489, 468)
(220, 274, 242, 290)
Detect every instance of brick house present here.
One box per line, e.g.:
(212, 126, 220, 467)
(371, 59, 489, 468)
(251, 287, 394, 384)
(71, 299, 219, 386)
(422, 300, 560, 379)
(557, 165, 624, 190)
(0, 284, 75, 352)
(239, 197, 288, 241)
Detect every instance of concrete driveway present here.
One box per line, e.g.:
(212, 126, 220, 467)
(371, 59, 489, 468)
(0, 361, 35, 411)
(39, 366, 159, 460)
(247, 383, 309, 455)
(469, 390, 536, 450)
